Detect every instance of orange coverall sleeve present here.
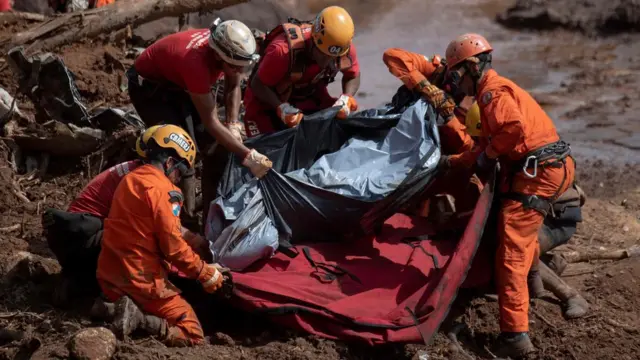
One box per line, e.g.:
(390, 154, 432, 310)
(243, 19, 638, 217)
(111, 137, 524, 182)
(439, 116, 475, 154)
(481, 90, 525, 159)
(150, 188, 205, 280)
(382, 48, 438, 90)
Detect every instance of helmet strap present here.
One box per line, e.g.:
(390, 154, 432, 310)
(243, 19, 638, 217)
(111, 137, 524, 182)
(163, 157, 189, 178)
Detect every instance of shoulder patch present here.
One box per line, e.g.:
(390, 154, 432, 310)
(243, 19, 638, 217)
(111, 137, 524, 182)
(168, 190, 183, 204)
(481, 91, 493, 105)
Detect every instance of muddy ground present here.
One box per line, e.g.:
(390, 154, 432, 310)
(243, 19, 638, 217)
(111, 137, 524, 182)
(1, 0, 640, 359)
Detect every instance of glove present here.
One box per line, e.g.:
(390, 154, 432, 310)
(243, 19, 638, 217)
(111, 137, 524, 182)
(334, 94, 358, 120)
(437, 155, 450, 170)
(198, 263, 224, 294)
(224, 121, 246, 143)
(418, 81, 456, 122)
(277, 103, 303, 128)
(242, 149, 272, 178)
(475, 151, 496, 172)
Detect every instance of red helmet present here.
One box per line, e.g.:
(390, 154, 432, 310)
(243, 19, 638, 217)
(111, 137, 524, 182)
(445, 33, 493, 68)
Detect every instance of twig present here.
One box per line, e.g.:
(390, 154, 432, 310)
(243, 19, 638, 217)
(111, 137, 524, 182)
(484, 345, 498, 359)
(0, 312, 44, 319)
(562, 269, 596, 277)
(532, 308, 556, 329)
(604, 318, 638, 334)
(12, 188, 30, 203)
(446, 323, 474, 360)
(0, 224, 20, 233)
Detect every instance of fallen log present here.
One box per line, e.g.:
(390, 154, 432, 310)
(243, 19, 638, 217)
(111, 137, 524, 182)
(0, 11, 47, 26)
(562, 245, 640, 263)
(2, 0, 247, 54)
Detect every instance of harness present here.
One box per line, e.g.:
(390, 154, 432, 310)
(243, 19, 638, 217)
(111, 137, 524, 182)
(502, 140, 574, 217)
(251, 18, 354, 102)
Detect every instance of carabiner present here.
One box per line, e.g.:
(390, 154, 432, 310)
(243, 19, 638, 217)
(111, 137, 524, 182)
(523, 155, 538, 179)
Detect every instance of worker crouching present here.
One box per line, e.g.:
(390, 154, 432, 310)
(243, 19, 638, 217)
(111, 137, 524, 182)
(96, 125, 226, 346)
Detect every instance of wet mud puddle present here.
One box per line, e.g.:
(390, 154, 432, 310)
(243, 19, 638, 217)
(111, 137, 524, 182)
(326, 0, 640, 163)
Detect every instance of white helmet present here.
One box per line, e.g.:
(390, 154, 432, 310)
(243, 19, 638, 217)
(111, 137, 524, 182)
(209, 19, 259, 67)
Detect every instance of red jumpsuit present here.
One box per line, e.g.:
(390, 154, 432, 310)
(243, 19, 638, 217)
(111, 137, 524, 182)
(97, 165, 210, 345)
(243, 25, 361, 137)
(450, 69, 575, 333)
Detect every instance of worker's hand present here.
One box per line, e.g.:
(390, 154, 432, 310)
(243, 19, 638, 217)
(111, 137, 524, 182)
(437, 155, 450, 170)
(334, 94, 358, 120)
(277, 103, 303, 128)
(475, 151, 496, 172)
(418, 81, 456, 122)
(242, 149, 272, 178)
(224, 121, 246, 143)
(198, 263, 224, 294)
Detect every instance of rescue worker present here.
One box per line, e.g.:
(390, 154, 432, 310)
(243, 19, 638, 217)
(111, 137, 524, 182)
(382, 48, 480, 221)
(382, 49, 588, 321)
(465, 103, 589, 320)
(96, 125, 225, 346)
(423, 33, 577, 357)
(43, 126, 209, 306)
(243, 6, 361, 138)
(127, 18, 273, 229)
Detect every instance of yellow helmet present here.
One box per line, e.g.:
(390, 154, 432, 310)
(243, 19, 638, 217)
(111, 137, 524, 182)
(135, 125, 162, 159)
(147, 124, 197, 169)
(311, 6, 354, 57)
(465, 102, 482, 137)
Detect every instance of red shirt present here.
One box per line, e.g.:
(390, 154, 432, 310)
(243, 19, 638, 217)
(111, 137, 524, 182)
(68, 160, 142, 219)
(244, 29, 360, 107)
(134, 29, 223, 94)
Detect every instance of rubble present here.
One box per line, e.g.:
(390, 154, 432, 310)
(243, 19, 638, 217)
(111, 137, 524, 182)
(67, 327, 117, 360)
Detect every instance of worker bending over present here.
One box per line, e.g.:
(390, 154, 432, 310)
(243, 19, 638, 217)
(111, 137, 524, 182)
(243, 6, 361, 137)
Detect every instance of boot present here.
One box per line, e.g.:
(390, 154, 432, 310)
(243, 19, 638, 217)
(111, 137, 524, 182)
(494, 332, 535, 358)
(539, 262, 589, 319)
(527, 261, 546, 299)
(544, 253, 568, 276)
(90, 297, 115, 322)
(112, 296, 170, 340)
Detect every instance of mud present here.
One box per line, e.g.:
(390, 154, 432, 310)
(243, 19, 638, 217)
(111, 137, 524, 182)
(0, 0, 639, 359)
(497, 0, 640, 35)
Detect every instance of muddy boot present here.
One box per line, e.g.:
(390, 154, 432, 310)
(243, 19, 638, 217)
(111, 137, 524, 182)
(112, 296, 172, 341)
(90, 297, 115, 322)
(545, 253, 568, 276)
(527, 261, 545, 299)
(112, 296, 145, 338)
(494, 332, 535, 358)
(540, 262, 589, 319)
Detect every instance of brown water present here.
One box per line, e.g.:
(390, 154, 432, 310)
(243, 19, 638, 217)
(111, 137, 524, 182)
(321, 0, 640, 163)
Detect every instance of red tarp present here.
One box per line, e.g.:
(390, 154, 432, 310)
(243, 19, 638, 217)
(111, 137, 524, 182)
(229, 176, 495, 345)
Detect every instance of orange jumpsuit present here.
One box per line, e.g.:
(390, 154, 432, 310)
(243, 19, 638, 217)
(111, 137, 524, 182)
(450, 69, 575, 333)
(382, 48, 475, 155)
(383, 48, 481, 215)
(97, 164, 209, 345)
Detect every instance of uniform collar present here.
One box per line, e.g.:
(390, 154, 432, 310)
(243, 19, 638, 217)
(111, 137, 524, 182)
(476, 69, 498, 100)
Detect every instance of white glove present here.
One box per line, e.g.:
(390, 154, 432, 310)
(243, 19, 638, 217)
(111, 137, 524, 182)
(333, 94, 358, 119)
(241, 149, 273, 178)
(277, 103, 303, 127)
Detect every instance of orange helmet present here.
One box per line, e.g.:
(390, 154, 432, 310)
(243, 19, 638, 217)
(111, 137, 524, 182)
(311, 6, 355, 57)
(445, 33, 493, 68)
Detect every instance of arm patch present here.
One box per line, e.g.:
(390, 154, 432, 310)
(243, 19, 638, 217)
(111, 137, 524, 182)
(168, 190, 183, 204)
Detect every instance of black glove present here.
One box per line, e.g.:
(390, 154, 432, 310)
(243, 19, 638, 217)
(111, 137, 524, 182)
(475, 151, 496, 172)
